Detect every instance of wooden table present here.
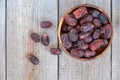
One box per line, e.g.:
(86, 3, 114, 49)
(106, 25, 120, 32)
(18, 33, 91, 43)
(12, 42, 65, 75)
(0, 0, 119, 80)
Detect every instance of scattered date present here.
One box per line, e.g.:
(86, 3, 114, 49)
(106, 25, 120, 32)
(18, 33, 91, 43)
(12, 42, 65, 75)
(31, 33, 40, 42)
(29, 55, 39, 65)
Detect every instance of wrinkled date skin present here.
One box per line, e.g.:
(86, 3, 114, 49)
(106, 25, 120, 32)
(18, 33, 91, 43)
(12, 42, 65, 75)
(65, 14, 77, 26)
(70, 48, 85, 57)
(83, 36, 92, 43)
(92, 10, 100, 18)
(77, 40, 89, 50)
(100, 24, 112, 39)
(84, 50, 96, 58)
(41, 34, 49, 46)
(31, 33, 40, 42)
(99, 13, 108, 24)
(30, 55, 39, 65)
(80, 14, 93, 24)
(61, 34, 72, 49)
(61, 25, 68, 32)
(93, 18, 102, 27)
(103, 39, 108, 46)
(80, 23, 94, 32)
(79, 32, 91, 39)
(40, 21, 52, 28)
(69, 29, 78, 42)
(92, 29, 101, 39)
(50, 48, 61, 55)
(73, 7, 88, 19)
(76, 25, 81, 32)
(90, 39, 104, 51)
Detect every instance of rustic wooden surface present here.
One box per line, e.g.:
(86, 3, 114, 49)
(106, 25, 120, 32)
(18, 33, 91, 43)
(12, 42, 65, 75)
(0, 0, 5, 80)
(0, 0, 119, 80)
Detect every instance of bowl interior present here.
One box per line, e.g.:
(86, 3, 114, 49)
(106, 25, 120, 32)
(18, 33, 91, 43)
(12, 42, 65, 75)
(58, 4, 113, 60)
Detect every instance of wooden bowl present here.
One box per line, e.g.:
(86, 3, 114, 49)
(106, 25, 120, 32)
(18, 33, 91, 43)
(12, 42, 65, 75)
(58, 4, 113, 61)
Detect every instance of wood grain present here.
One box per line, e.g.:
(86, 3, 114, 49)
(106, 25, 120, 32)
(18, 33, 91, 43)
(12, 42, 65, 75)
(112, 0, 120, 80)
(59, 0, 111, 80)
(7, 0, 58, 80)
(0, 0, 5, 80)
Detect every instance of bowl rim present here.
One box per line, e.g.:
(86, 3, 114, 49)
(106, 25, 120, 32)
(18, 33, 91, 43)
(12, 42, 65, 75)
(58, 4, 113, 61)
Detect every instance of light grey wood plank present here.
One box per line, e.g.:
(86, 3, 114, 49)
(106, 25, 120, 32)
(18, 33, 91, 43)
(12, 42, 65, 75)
(0, 0, 5, 80)
(112, 0, 120, 80)
(59, 0, 111, 80)
(7, 0, 58, 80)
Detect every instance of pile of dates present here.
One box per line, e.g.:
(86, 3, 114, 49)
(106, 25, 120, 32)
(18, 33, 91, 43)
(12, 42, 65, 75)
(61, 6, 112, 58)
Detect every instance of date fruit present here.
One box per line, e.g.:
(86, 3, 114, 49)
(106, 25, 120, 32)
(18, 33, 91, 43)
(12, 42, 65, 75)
(80, 14, 93, 24)
(30, 55, 39, 65)
(83, 36, 92, 43)
(76, 25, 81, 32)
(93, 18, 102, 27)
(80, 23, 94, 32)
(62, 25, 68, 32)
(79, 32, 91, 39)
(90, 39, 104, 51)
(103, 39, 108, 46)
(73, 7, 88, 19)
(41, 34, 49, 46)
(69, 29, 78, 42)
(84, 50, 96, 58)
(77, 40, 89, 50)
(92, 29, 100, 39)
(50, 48, 61, 55)
(92, 10, 100, 18)
(65, 14, 77, 26)
(99, 13, 108, 24)
(40, 21, 52, 28)
(61, 34, 72, 49)
(70, 48, 84, 57)
(31, 33, 40, 42)
(100, 24, 112, 39)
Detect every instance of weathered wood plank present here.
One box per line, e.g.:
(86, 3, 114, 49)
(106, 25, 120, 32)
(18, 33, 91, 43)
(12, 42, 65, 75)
(0, 0, 5, 80)
(112, 0, 120, 80)
(59, 0, 111, 80)
(7, 0, 58, 80)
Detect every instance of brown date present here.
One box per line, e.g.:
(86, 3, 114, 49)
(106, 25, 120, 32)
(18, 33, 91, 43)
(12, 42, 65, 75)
(76, 25, 81, 32)
(61, 34, 72, 49)
(80, 14, 93, 24)
(65, 14, 77, 26)
(103, 39, 108, 46)
(90, 39, 104, 51)
(31, 33, 40, 42)
(92, 29, 100, 39)
(77, 40, 89, 50)
(100, 24, 112, 39)
(92, 10, 100, 18)
(29, 55, 39, 65)
(40, 21, 52, 28)
(99, 13, 108, 24)
(69, 29, 78, 42)
(62, 25, 68, 32)
(73, 7, 88, 19)
(79, 32, 91, 39)
(41, 34, 49, 46)
(80, 23, 94, 32)
(50, 48, 61, 55)
(83, 36, 92, 43)
(93, 18, 102, 27)
(70, 48, 84, 57)
(84, 50, 96, 58)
